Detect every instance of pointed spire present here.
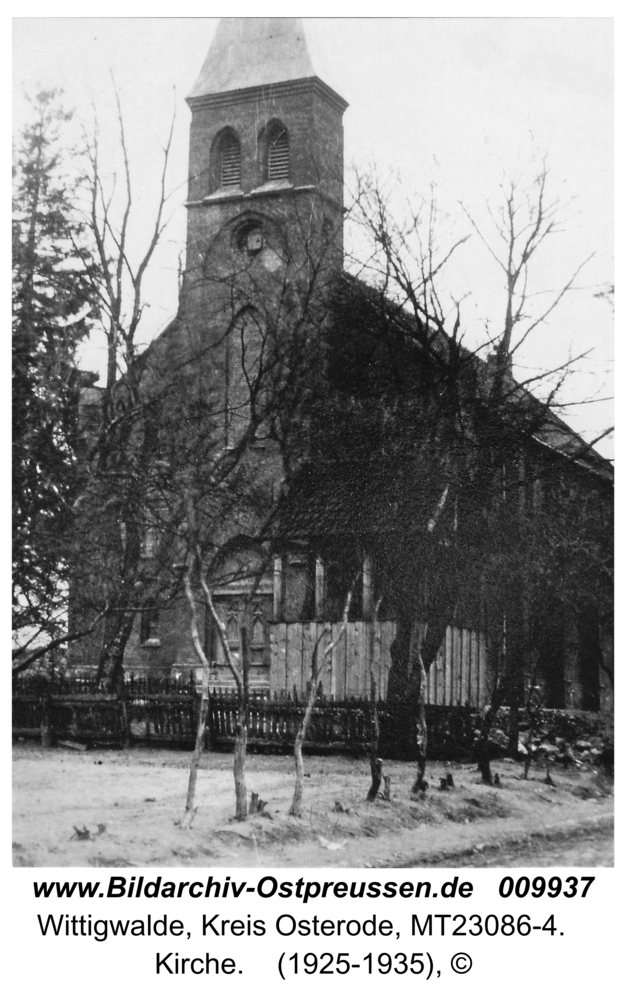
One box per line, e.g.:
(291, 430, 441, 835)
(188, 17, 339, 100)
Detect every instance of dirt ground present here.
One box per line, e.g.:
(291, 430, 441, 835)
(12, 743, 613, 868)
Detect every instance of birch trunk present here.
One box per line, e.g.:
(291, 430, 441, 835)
(183, 570, 211, 825)
(233, 626, 249, 821)
(200, 570, 249, 821)
(289, 631, 326, 819)
(290, 587, 354, 817)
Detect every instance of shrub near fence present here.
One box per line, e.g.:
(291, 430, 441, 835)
(12, 675, 474, 759)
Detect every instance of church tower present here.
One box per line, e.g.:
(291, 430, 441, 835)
(183, 18, 348, 290)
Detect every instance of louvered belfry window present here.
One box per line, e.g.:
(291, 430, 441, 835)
(220, 133, 241, 187)
(267, 127, 289, 181)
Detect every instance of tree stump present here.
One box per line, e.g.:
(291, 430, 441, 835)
(367, 757, 383, 802)
(249, 792, 268, 814)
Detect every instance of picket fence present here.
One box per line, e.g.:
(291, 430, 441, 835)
(12, 674, 474, 759)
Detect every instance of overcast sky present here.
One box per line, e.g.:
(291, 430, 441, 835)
(12, 16, 614, 456)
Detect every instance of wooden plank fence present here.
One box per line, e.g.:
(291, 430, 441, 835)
(269, 621, 488, 706)
(12, 675, 475, 759)
(172, 622, 488, 706)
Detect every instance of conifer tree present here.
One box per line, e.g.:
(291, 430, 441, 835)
(12, 90, 100, 647)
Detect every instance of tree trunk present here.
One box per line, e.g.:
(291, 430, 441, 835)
(199, 570, 250, 822)
(290, 712, 308, 818)
(184, 687, 210, 824)
(95, 509, 143, 691)
(290, 585, 355, 818)
(367, 686, 382, 802)
(233, 715, 248, 821)
(477, 608, 516, 785)
(415, 613, 450, 683)
(96, 607, 136, 691)
(507, 676, 521, 757)
(523, 667, 542, 779)
(40, 695, 51, 748)
(389, 607, 448, 774)
(183, 571, 211, 826)
(411, 653, 429, 794)
(476, 673, 518, 784)
(506, 604, 527, 755)
(367, 754, 383, 802)
(476, 702, 498, 785)
(119, 690, 130, 749)
(289, 635, 326, 818)
(367, 601, 383, 802)
(233, 625, 249, 822)
(386, 616, 412, 702)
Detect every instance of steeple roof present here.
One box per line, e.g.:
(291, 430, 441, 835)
(188, 17, 340, 101)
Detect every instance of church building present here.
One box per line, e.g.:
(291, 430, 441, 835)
(72, 18, 613, 715)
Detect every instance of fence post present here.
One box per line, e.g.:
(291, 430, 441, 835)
(197, 680, 212, 752)
(40, 694, 51, 748)
(203, 693, 211, 750)
(119, 686, 130, 749)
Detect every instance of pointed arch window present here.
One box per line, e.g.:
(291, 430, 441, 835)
(225, 611, 240, 645)
(250, 607, 267, 666)
(266, 122, 290, 181)
(210, 596, 271, 673)
(225, 307, 266, 448)
(220, 131, 241, 187)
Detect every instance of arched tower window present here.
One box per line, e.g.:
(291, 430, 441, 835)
(219, 131, 241, 187)
(225, 307, 265, 447)
(265, 121, 290, 181)
(210, 128, 241, 191)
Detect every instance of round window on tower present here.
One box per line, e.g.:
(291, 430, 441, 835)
(246, 227, 264, 255)
(236, 222, 264, 257)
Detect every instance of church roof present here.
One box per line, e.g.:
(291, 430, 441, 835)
(188, 17, 334, 100)
(270, 459, 447, 540)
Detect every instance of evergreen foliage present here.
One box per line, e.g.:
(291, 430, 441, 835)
(12, 90, 101, 643)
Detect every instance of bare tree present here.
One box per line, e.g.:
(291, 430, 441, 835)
(73, 96, 178, 690)
(181, 540, 263, 825)
(83, 93, 175, 393)
(342, 162, 612, 791)
(289, 582, 356, 818)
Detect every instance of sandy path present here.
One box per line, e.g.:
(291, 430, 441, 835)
(13, 744, 613, 868)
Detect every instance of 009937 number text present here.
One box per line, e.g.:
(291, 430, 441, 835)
(498, 876, 594, 899)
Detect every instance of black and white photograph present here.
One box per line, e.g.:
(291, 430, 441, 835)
(12, 15, 613, 882)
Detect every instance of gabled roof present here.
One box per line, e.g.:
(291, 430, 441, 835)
(188, 17, 329, 100)
(524, 406, 612, 480)
(331, 272, 613, 483)
(271, 459, 447, 540)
